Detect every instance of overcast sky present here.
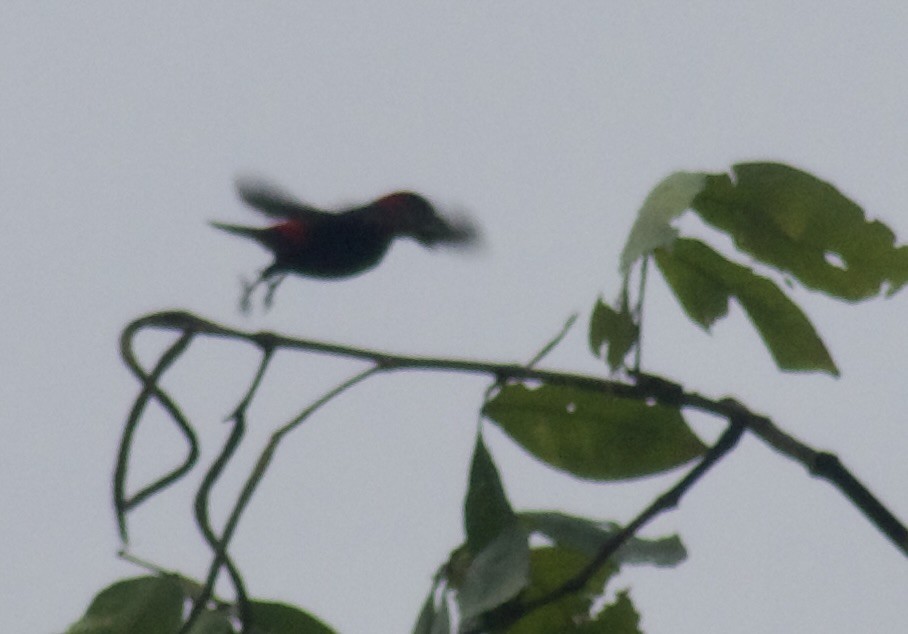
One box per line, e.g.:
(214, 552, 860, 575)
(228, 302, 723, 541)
(3, 3, 907, 633)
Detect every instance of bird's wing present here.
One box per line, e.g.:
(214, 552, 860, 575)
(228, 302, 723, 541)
(235, 176, 322, 220)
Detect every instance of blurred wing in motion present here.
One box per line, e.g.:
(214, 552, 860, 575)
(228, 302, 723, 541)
(235, 176, 322, 220)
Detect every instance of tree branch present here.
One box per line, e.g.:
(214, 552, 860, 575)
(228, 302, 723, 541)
(470, 418, 746, 632)
(117, 309, 908, 632)
(115, 328, 198, 542)
(121, 311, 908, 558)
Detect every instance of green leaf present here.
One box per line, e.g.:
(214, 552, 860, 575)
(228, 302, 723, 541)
(248, 601, 336, 634)
(483, 384, 705, 481)
(464, 435, 517, 552)
(456, 522, 531, 621)
(520, 511, 687, 568)
(655, 238, 839, 375)
(412, 590, 450, 634)
(185, 610, 234, 634)
(521, 512, 619, 558)
(578, 590, 642, 634)
(486, 548, 643, 634)
(588, 298, 638, 371)
(620, 171, 708, 274)
(504, 547, 617, 634)
(652, 242, 730, 329)
(65, 576, 184, 634)
(693, 162, 908, 300)
(458, 437, 531, 622)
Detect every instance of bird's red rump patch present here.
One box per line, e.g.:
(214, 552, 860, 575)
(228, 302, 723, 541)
(274, 220, 308, 245)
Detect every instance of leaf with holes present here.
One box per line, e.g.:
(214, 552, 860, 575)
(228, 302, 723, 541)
(504, 547, 638, 634)
(519, 511, 687, 568)
(483, 384, 705, 481)
(692, 162, 908, 299)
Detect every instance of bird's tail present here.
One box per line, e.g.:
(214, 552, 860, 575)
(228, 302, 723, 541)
(209, 221, 267, 241)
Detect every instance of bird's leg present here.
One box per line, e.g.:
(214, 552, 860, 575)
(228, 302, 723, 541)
(238, 270, 272, 314)
(263, 274, 287, 310)
(238, 275, 258, 314)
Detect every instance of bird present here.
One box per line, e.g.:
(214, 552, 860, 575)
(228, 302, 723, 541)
(211, 177, 478, 311)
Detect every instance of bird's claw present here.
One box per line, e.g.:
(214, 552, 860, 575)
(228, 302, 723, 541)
(263, 275, 285, 309)
(237, 272, 285, 314)
(238, 276, 257, 314)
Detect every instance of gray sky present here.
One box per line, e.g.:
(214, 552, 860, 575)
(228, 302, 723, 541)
(3, 3, 907, 632)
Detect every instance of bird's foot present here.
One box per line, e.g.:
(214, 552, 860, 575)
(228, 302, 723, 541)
(237, 271, 285, 314)
(263, 274, 286, 310)
(238, 276, 258, 314)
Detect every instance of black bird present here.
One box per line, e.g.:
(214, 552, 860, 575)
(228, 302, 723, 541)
(211, 178, 477, 311)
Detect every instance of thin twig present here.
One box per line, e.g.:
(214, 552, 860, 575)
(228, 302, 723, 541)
(123, 311, 644, 398)
(632, 256, 648, 372)
(180, 409, 249, 634)
(227, 344, 276, 420)
(184, 366, 381, 633)
(115, 328, 198, 542)
(526, 313, 578, 368)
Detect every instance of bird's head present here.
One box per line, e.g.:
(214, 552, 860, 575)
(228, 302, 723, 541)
(373, 192, 477, 247)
